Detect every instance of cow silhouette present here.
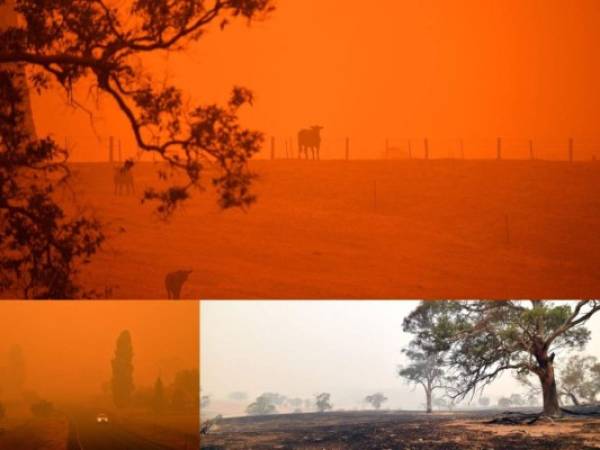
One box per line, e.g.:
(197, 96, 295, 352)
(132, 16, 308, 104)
(298, 126, 323, 160)
(165, 270, 192, 299)
(114, 160, 135, 195)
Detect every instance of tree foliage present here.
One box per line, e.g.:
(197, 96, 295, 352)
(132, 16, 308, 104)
(0, 0, 273, 215)
(399, 303, 451, 413)
(0, 69, 104, 298)
(246, 393, 277, 415)
(364, 392, 388, 410)
(171, 368, 199, 411)
(315, 392, 332, 413)
(404, 300, 600, 417)
(30, 399, 54, 417)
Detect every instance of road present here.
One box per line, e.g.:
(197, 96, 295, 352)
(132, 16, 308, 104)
(67, 410, 176, 450)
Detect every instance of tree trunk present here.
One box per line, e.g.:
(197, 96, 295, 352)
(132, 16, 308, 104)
(537, 355, 561, 417)
(425, 386, 432, 413)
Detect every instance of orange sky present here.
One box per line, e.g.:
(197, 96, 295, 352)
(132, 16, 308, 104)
(0, 301, 198, 400)
(30, 0, 600, 160)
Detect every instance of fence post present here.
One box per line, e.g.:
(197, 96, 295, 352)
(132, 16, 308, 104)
(568, 138, 574, 162)
(373, 180, 377, 211)
(109, 136, 114, 163)
(497, 137, 502, 160)
(345, 137, 350, 161)
(424, 138, 429, 160)
(529, 139, 534, 160)
(270, 136, 275, 160)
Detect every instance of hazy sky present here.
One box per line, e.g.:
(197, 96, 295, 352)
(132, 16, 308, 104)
(0, 301, 199, 401)
(200, 300, 600, 412)
(26, 0, 600, 161)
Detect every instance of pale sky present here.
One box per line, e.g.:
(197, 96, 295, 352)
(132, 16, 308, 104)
(200, 300, 600, 414)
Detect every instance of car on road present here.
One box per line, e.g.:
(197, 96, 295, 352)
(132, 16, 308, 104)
(96, 413, 109, 424)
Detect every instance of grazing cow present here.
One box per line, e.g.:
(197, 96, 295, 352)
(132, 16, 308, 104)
(165, 270, 192, 299)
(298, 126, 323, 160)
(114, 160, 135, 195)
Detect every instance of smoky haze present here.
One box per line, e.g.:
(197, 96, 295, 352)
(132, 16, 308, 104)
(200, 300, 600, 416)
(28, 0, 600, 161)
(0, 301, 198, 409)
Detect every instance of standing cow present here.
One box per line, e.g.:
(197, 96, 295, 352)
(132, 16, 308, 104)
(298, 126, 323, 160)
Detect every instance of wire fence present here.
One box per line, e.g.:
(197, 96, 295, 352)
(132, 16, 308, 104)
(260, 136, 600, 161)
(60, 133, 600, 163)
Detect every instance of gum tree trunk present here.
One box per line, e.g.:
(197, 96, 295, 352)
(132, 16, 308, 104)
(537, 353, 561, 417)
(424, 382, 432, 413)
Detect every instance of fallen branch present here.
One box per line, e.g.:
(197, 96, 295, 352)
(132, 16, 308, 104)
(486, 412, 543, 425)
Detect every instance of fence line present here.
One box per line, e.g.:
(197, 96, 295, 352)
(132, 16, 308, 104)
(58, 133, 600, 162)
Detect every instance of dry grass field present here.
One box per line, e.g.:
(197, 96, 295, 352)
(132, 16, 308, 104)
(49, 159, 600, 299)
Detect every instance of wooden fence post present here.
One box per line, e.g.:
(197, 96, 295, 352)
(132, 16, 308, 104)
(270, 136, 275, 160)
(529, 139, 534, 160)
(109, 136, 114, 163)
(497, 137, 502, 160)
(373, 180, 377, 211)
(345, 137, 350, 161)
(568, 138, 574, 162)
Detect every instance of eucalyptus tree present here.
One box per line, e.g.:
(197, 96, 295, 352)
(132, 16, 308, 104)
(403, 300, 600, 417)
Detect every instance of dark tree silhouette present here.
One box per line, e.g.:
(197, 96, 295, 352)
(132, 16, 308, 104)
(0, 70, 104, 298)
(30, 399, 54, 417)
(315, 393, 332, 413)
(171, 368, 199, 411)
(4, 345, 26, 393)
(152, 376, 165, 413)
(364, 392, 388, 410)
(111, 330, 134, 408)
(246, 393, 277, 415)
(0, 0, 273, 298)
(0, 0, 273, 214)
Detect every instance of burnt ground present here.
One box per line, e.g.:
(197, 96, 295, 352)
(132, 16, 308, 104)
(200, 410, 600, 450)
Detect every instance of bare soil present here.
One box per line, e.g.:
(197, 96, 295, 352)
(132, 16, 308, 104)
(200, 410, 600, 450)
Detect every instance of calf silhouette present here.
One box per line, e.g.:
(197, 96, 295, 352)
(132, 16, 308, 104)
(165, 270, 192, 299)
(114, 160, 135, 195)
